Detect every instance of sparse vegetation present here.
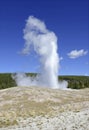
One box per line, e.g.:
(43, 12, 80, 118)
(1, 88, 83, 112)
(0, 73, 89, 89)
(0, 86, 89, 128)
(0, 118, 18, 128)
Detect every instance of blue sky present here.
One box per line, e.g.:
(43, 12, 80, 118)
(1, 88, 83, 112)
(0, 0, 89, 75)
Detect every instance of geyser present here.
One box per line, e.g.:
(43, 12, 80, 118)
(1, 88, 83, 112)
(13, 16, 68, 89)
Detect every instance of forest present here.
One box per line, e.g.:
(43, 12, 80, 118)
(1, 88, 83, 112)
(0, 73, 89, 89)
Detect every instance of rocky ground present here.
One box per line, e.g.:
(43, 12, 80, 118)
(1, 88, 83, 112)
(0, 86, 89, 130)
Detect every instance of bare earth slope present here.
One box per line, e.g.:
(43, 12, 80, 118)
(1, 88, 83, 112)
(0, 86, 89, 130)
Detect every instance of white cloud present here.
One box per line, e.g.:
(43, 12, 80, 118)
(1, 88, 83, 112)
(67, 49, 88, 59)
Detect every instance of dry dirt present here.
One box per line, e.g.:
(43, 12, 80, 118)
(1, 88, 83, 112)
(0, 86, 89, 130)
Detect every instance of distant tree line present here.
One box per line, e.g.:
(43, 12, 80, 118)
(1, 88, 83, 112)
(0, 73, 16, 89)
(59, 76, 89, 89)
(0, 73, 89, 89)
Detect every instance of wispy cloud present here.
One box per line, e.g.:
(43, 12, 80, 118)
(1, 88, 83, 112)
(84, 73, 89, 76)
(86, 62, 89, 65)
(67, 49, 88, 59)
(59, 57, 63, 61)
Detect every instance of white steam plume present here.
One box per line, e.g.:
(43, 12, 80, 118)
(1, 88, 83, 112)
(13, 16, 68, 89)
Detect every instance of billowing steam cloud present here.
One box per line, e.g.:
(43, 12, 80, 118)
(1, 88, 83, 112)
(13, 16, 68, 89)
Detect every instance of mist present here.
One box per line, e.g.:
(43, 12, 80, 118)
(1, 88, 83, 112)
(12, 16, 68, 89)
